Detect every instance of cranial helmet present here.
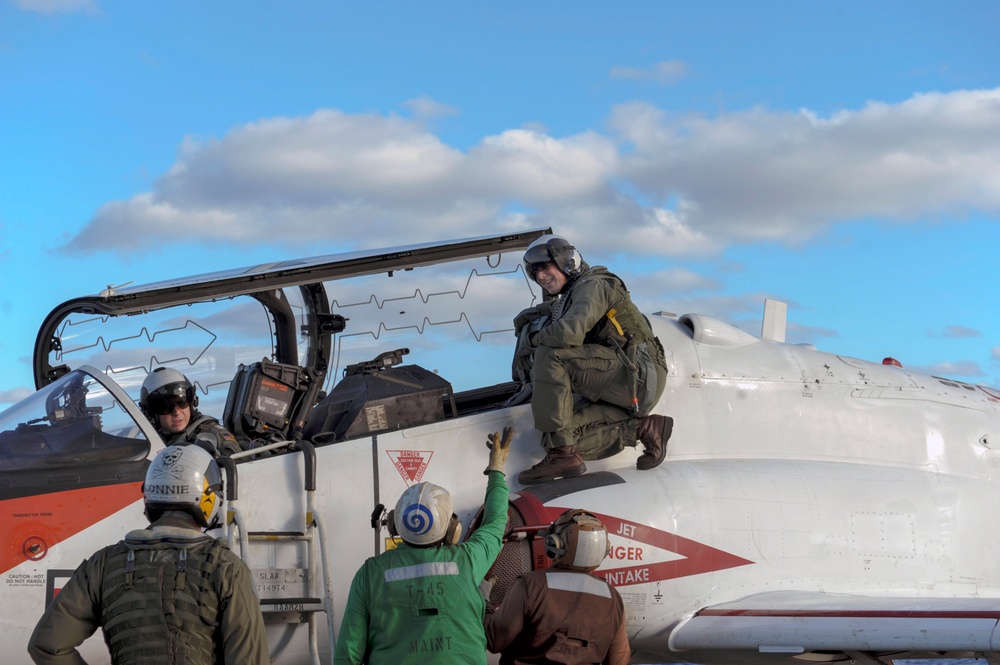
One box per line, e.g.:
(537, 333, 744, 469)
(393, 482, 462, 547)
(140, 367, 198, 419)
(544, 509, 611, 572)
(143, 445, 223, 529)
(523, 234, 586, 281)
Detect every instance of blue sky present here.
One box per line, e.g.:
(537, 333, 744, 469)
(1, 0, 999, 408)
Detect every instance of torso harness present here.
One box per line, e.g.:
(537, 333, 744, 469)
(100, 533, 226, 664)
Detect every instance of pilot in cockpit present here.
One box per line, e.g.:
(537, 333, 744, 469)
(139, 367, 241, 457)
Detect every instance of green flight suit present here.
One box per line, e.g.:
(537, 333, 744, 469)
(163, 412, 242, 457)
(517, 265, 667, 459)
(334, 471, 509, 665)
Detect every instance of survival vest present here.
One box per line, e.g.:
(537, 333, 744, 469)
(164, 414, 240, 456)
(571, 269, 654, 349)
(571, 268, 667, 415)
(100, 531, 226, 664)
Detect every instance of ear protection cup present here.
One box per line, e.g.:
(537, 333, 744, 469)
(544, 530, 564, 560)
(386, 510, 398, 537)
(443, 514, 462, 546)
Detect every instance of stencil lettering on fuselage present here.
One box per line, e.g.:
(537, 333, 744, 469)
(386, 450, 433, 485)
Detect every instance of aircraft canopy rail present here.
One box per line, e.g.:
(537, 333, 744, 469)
(33, 229, 551, 389)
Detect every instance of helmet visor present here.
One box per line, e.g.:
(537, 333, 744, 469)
(146, 394, 190, 416)
(526, 260, 554, 281)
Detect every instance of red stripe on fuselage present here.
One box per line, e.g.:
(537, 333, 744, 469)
(1, 483, 143, 575)
(698, 607, 1000, 619)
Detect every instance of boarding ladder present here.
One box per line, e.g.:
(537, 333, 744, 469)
(220, 440, 335, 665)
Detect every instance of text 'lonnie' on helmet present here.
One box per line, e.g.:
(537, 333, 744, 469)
(393, 482, 462, 547)
(140, 367, 198, 419)
(143, 445, 224, 529)
(523, 234, 586, 282)
(544, 509, 611, 572)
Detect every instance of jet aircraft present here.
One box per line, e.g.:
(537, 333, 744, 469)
(2, 229, 1000, 665)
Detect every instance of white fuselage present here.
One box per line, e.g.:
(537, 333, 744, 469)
(3, 312, 999, 665)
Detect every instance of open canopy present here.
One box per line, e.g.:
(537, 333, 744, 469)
(34, 229, 551, 391)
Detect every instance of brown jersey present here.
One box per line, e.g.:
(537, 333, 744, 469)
(484, 569, 629, 665)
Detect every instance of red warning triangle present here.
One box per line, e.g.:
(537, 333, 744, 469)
(385, 450, 434, 484)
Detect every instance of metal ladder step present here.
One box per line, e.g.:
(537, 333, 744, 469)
(259, 597, 326, 624)
(220, 442, 336, 663)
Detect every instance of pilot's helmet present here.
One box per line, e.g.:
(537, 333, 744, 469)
(523, 234, 587, 282)
(140, 367, 198, 419)
(142, 445, 224, 529)
(544, 509, 611, 572)
(393, 482, 462, 547)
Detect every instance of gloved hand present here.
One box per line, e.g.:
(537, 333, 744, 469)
(479, 575, 498, 613)
(513, 306, 541, 331)
(484, 426, 514, 475)
(478, 575, 496, 601)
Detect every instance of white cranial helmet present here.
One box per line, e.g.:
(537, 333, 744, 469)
(143, 445, 223, 529)
(393, 482, 461, 547)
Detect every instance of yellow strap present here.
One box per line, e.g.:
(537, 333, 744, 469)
(607, 308, 625, 336)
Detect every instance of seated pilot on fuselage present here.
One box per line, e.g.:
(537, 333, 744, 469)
(512, 234, 672, 485)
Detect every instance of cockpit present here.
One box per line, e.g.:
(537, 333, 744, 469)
(4, 232, 551, 488)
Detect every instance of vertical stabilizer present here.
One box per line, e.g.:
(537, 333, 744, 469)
(761, 299, 787, 342)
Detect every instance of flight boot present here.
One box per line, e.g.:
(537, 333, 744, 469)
(636, 415, 673, 471)
(517, 446, 587, 485)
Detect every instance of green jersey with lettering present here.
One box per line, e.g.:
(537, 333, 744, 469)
(334, 471, 509, 665)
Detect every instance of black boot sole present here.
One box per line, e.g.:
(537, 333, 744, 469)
(637, 416, 673, 471)
(518, 462, 587, 485)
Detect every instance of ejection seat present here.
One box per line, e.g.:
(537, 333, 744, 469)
(302, 348, 457, 445)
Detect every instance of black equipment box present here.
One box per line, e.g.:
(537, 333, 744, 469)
(304, 349, 455, 444)
(224, 358, 311, 441)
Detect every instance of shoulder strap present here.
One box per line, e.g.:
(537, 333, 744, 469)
(185, 414, 217, 437)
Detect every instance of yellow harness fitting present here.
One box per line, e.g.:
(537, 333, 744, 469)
(607, 308, 626, 337)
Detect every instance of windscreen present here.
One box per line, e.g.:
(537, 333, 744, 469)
(0, 369, 149, 472)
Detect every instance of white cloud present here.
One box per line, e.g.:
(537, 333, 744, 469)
(914, 360, 985, 378)
(613, 89, 1000, 247)
(403, 95, 460, 123)
(0, 386, 33, 404)
(645, 267, 721, 293)
(63, 89, 1000, 263)
(931, 325, 982, 338)
(610, 60, 688, 85)
(12, 0, 96, 14)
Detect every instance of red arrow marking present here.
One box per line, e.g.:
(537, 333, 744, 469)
(521, 502, 755, 587)
(591, 512, 754, 585)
